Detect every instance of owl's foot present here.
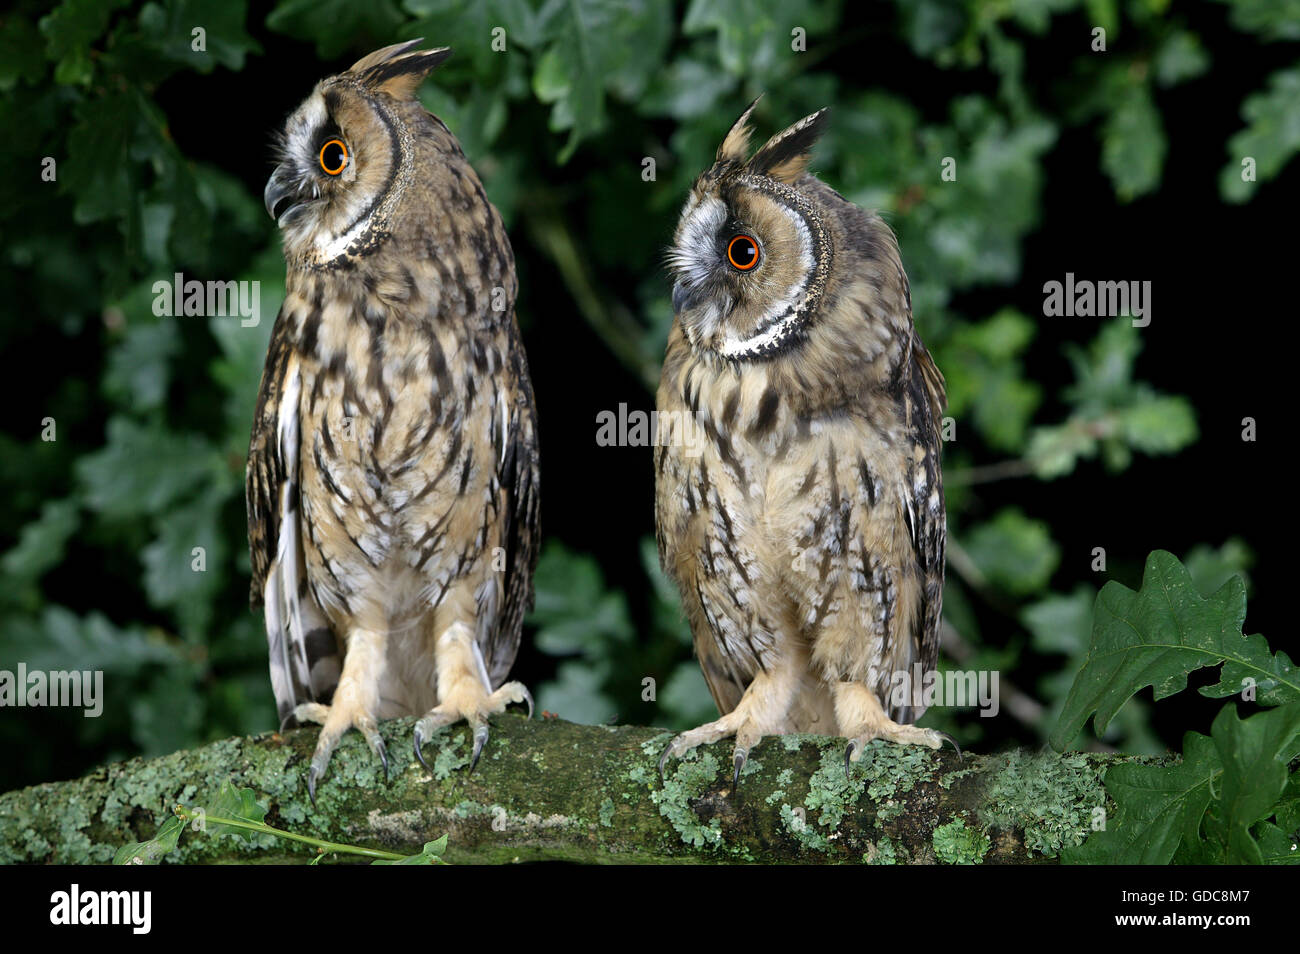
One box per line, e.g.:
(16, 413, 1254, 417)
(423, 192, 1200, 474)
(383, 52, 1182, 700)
(658, 669, 793, 788)
(290, 627, 390, 807)
(412, 622, 532, 776)
(834, 682, 962, 782)
(291, 700, 389, 808)
(412, 682, 533, 774)
(658, 712, 758, 787)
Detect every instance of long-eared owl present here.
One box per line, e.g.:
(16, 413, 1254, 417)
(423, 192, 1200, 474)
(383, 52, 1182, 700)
(654, 100, 952, 783)
(246, 41, 539, 802)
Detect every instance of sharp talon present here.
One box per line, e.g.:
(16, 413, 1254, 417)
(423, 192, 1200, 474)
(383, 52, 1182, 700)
(732, 749, 747, 788)
(307, 765, 319, 808)
(376, 740, 390, 781)
(845, 741, 857, 783)
(940, 733, 963, 762)
(279, 712, 295, 734)
(469, 723, 490, 773)
(414, 724, 432, 774)
(521, 686, 534, 720)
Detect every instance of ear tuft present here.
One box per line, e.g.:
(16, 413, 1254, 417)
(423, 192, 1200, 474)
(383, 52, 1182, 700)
(746, 108, 828, 183)
(348, 39, 452, 99)
(716, 96, 762, 164)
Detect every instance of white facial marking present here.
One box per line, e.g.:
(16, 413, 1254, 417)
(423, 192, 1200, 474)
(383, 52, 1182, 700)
(717, 202, 815, 358)
(315, 204, 376, 260)
(668, 196, 726, 292)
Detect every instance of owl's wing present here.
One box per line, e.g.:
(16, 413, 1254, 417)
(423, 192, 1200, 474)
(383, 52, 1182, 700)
(896, 330, 947, 722)
(482, 321, 541, 687)
(654, 338, 750, 716)
(246, 309, 337, 725)
(654, 461, 749, 716)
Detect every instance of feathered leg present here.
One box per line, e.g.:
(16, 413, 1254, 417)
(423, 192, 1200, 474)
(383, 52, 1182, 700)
(658, 654, 801, 787)
(412, 622, 532, 774)
(293, 626, 390, 805)
(834, 682, 960, 781)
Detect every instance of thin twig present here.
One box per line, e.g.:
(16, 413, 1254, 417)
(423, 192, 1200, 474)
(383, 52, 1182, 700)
(947, 457, 1037, 486)
(940, 620, 1045, 731)
(173, 805, 407, 861)
(521, 198, 660, 391)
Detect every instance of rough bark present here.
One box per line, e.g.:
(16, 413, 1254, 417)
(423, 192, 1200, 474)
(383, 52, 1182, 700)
(0, 716, 1126, 864)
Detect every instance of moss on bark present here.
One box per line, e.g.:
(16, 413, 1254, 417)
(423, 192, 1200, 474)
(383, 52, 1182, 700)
(0, 716, 1133, 864)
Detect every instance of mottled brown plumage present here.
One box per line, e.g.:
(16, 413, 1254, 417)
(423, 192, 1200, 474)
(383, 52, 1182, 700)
(247, 41, 539, 801)
(655, 101, 950, 781)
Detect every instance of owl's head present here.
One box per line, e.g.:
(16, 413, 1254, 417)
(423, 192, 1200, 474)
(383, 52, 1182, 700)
(668, 100, 835, 361)
(263, 40, 452, 266)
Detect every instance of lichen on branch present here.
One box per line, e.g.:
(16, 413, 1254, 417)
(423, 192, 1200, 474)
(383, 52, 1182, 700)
(0, 716, 1127, 864)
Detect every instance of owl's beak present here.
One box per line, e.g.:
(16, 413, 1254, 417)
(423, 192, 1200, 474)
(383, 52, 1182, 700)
(671, 279, 703, 314)
(263, 164, 299, 225)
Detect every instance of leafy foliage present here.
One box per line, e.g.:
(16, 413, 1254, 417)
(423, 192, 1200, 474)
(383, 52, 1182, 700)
(1055, 553, 1298, 865)
(1024, 323, 1197, 480)
(1052, 551, 1297, 750)
(531, 539, 704, 728)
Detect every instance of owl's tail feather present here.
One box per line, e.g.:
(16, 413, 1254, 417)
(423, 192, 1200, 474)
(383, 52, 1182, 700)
(264, 514, 338, 730)
(265, 561, 308, 728)
(263, 364, 340, 728)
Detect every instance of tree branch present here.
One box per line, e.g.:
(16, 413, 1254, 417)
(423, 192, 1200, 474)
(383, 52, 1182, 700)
(0, 717, 1132, 864)
(520, 198, 661, 392)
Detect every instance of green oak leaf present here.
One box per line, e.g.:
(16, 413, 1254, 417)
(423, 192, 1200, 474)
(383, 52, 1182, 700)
(1209, 0, 1300, 43)
(404, 0, 542, 71)
(113, 814, 184, 865)
(135, 0, 262, 73)
(205, 780, 269, 842)
(0, 16, 47, 90)
(141, 483, 232, 637)
(0, 605, 179, 674)
(1064, 732, 1218, 864)
(1273, 771, 1300, 834)
(1206, 703, 1300, 864)
(961, 508, 1060, 597)
(531, 0, 672, 160)
(1101, 83, 1165, 202)
(40, 0, 131, 85)
(75, 417, 225, 519)
(266, 0, 406, 59)
(1221, 67, 1300, 203)
(372, 834, 449, 864)
(529, 541, 633, 655)
(1253, 822, 1300, 865)
(1, 499, 80, 592)
(1051, 551, 1299, 750)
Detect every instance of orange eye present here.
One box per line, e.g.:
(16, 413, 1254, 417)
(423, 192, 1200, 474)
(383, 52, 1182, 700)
(727, 234, 760, 271)
(319, 139, 348, 175)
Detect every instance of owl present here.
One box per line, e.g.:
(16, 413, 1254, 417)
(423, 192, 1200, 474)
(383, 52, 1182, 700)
(247, 40, 539, 804)
(654, 100, 954, 785)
